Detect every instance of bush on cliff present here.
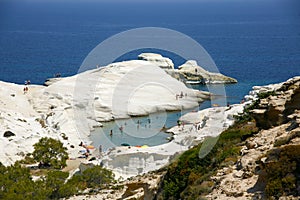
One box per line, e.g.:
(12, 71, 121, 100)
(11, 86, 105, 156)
(0, 163, 48, 200)
(68, 165, 115, 192)
(160, 119, 258, 200)
(0, 163, 114, 199)
(32, 137, 68, 169)
(262, 145, 300, 199)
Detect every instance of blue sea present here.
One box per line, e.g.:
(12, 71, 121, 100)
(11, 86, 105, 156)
(0, 1, 299, 104)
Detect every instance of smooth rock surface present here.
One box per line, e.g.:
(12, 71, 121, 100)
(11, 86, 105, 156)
(176, 60, 238, 84)
(138, 53, 174, 69)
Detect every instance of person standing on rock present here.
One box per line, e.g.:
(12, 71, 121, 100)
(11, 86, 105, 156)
(177, 120, 181, 128)
(85, 148, 90, 159)
(99, 145, 102, 157)
(110, 129, 113, 137)
(119, 125, 123, 133)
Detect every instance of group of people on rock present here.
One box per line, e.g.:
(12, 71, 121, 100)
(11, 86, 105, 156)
(137, 119, 152, 129)
(78, 141, 105, 159)
(79, 141, 91, 158)
(23, 87, 29, 94)
(176, 91, 187, 100)
(23, 79, 31, 94)
(190, 122, 205, 132)
(177, 119, 206, 133)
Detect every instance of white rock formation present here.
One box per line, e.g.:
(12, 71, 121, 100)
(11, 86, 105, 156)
(0, 60, 209, 166)
(177, 60, 237, 84)
(0, 82, 62, 165)
(138, 53, 174, 69)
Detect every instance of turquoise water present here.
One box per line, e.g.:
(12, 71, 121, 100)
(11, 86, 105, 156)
(90, 109, 197, 150)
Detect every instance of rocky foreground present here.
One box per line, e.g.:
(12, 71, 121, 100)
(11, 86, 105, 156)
(206, 76, 300, 200)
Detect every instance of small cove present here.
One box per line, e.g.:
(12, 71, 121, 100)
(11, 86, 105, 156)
(90, 85, 231, 151)
(90, 109, 197, 151)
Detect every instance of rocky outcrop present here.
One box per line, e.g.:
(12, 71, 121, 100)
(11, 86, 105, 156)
(176, 60, 237, 84)
(206, 123, 298, 199)
(138, 53, 237, 84)
(250, 76, 300, 129)
(138, 53, 174, 70)
(205, 76, 300, 200)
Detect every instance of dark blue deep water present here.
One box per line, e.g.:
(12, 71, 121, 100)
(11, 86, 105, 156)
(0, 0, 299, 104)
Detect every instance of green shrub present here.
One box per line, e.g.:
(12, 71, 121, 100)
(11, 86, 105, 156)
(78, 165, 114, 189)
(66, 165, 115, 194)
(0, 163, 115, 199)
(43, 170, 69, 199)
(32, 137, 68, 169)
(17, 153, 35, 164)
(262, 145, 300, 198)
(257, 91, 277, 99)
(0, 163, 48, 200)
(161, 119, 258, 199)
